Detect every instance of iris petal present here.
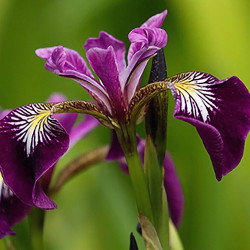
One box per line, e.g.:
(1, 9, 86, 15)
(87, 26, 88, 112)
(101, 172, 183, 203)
(168, 72, 250, 180)
(0, 103, 69, 208)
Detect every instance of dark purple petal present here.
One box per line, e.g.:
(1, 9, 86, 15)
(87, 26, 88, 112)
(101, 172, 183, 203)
(141, 10, 168, 28)
(0, 177, 31, 239)
(105, 131, 125, 161)
(170, 72, 250, 180)
(69, 115, 99, 146)
(84, 31, 126, 72)
(86, 46, 126, 120)
(163, 153, 184, 227)
(36, 46, 112, 114)
(0, 103, 69, 209)
(0, 212, 15, 239)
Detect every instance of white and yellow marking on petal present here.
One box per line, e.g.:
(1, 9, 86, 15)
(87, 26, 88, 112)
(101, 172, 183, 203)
(169, 72, 219, 122)
(9, 103, 56, 156)
(0, 172, 13, 201)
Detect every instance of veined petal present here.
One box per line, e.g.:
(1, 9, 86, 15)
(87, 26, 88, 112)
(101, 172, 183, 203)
(36, 46, 93, 76)
(84, 31, 126, 72)
(141, 10, 168, 28)
(0, 103, 69, 208)
(86, 46, 126, 121)
(36, 46, 112, 114)
(123, 28, 167, 102)
(168, 71, 250, 180)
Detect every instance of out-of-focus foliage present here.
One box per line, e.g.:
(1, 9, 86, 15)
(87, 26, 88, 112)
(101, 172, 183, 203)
(0, 0, 249, 249)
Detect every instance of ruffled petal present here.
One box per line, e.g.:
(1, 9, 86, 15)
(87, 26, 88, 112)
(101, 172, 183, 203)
(123, 27, 167, 103)
(86, 46, 126, 120)
(0, 103, 69, 208)
(84, 31, 126, 73)
(36, 46, 112, 114)
(168, 71, 250, 180)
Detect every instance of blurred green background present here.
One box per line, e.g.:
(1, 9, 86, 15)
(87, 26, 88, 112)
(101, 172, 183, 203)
(0, 0, 249, 249)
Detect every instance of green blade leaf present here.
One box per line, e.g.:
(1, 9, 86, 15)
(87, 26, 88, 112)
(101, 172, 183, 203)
(144, 136, 169, 250)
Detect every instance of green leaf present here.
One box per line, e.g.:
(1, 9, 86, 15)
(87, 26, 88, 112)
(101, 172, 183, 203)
(169, 220, 184, 250)
(144, 136, 169, 249)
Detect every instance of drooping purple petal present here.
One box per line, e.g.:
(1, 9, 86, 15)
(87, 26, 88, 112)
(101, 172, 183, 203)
(106, 131, 126, 161)
(36, 46, 112, 114)
(84, 31, 126, 73)
(107, 134, 184, 226)
(169, 72, 250, 180)
(124, 26, 167, 103)
(69, 115, 99, 146)
(0, 177, 31, 239)
(163, 153, 184, 227)
(86, 46, 126, 120)
(0, 103, 69, 209)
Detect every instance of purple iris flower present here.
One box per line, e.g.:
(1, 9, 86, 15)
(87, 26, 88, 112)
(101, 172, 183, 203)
(0, 11, 249, 235)
(106, 134, 184, 227)
(34, 10, 250, 180)
(35, 10, 168, 123)
(0, 94, 99, 238)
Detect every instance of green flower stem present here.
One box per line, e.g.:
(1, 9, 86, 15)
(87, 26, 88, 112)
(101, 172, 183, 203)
(28, 208, 45, 250)
(116, 124, 154, 223)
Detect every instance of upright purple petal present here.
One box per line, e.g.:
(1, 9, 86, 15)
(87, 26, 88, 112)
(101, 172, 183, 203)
(123, 27, 167, 102)
(163, 153, 184, 227)
(36, 46, 112, 114)
(84, 31, 126, 72)
(0, 109, 10, 120)
(0, 103, 69, 208)
(86, 46, 126, 120)
(169, 72, 250, 180)
(141, 10, 168, 28)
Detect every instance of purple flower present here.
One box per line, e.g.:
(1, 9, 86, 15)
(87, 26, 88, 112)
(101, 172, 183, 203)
(167, 72, 250, 180)
(35, 11, 168, 123)
(0, 94, 99, 238)
(106, 134, 184, 227)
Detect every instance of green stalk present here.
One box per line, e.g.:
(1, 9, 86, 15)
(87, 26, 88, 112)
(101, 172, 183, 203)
(116, 124, 153, 223)
(28, 208, 45, 250)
